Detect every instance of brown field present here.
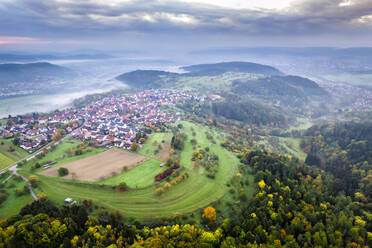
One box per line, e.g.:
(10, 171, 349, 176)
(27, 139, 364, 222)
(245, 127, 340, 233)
(156, 141, 171, 161)
(40, 149, 148, 181)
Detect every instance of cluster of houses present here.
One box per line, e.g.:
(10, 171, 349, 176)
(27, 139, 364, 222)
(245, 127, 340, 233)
(71, 90, 198, 148)
(0, 90, 199, 152)
(0, 111, 83, 152)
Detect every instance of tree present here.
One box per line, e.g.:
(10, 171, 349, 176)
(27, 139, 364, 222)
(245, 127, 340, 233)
(203, 206, 216, 222)
(52, 132, 62, 142)
(131, 141, 138, 152)
(28, 175, 39, 187)
(118, 181, 128, 191)
(258, 180, 266, 189)
(156, 187, 164, 196)
(58, 167, 69, 177)
(164, 182, 171, 190)
(165, 157, 174, 167)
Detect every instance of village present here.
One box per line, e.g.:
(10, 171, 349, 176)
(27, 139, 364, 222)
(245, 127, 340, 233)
(0, 90, 200, 152)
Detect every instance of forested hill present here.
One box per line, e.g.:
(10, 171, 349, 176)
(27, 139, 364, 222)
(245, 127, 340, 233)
(0, 62, 77, 85)
(115, 61, 283, 88)
(115, 70, 178, 88)
(302, 121, 372, 197)
(231, 75, 328, 111)
(181, 61, 283, 76)
(232, 75, 327, 98)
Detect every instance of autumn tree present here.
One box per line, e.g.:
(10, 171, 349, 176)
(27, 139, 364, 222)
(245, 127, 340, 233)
(203, 206, 216, 222)
(28, 175, 39, 187)
(131, 141, 138, 152)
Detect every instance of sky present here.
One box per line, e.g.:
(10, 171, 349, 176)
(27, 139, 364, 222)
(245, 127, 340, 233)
(0, 0, 372, 52)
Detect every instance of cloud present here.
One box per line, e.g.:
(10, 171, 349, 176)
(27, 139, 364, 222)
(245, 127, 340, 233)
(0, 0, 371, 47)
(0, 36, 50, 45)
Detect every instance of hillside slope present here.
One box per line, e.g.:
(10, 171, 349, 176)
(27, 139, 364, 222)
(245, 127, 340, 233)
(0, 62, 77, 85)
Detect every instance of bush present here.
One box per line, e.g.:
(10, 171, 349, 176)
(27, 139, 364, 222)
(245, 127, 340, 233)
(156, 187, 164, 196)
(28, 175, 39, 187)
(118, 181, 128, 191)
(58, 167, 69, 177)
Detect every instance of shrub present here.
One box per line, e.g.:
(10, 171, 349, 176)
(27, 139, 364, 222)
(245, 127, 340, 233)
(155, 168, 174, 181)
(58, 167, 69, 177)
(118, 181, 128, 191)
(156, 187, 164, 196)
(164, 182, 171, 190)
(28, 175, 39, 187)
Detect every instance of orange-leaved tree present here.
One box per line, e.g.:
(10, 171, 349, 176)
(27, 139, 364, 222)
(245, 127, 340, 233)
(202, 206, 216, 222)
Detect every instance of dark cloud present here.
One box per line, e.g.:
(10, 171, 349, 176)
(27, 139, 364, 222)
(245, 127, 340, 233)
(0, 0, 371, 49)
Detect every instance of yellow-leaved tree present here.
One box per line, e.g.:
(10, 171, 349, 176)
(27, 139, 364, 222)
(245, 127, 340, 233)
(203, 206, 216, 222)
(258, 179, 266, 189)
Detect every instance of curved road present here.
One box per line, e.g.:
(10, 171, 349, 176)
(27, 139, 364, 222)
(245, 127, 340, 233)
(0, 122, 85, 200)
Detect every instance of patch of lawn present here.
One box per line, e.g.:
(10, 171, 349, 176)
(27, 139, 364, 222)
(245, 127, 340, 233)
(100, 159, 165, 188)
(138, 133, 172, 160)
(0, 177, 34, 219)
(0, 153, 14, 170)
(0, 138, 29, 161)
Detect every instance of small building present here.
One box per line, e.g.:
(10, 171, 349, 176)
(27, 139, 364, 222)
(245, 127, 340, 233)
(64, 198, 73, 203)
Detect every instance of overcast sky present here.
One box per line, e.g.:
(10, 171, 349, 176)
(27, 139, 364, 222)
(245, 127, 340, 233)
(0, 0, 371, 52)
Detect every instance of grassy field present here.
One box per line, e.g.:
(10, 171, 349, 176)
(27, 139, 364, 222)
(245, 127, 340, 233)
(11, 121, 245, 221)
(0, 153, 14, 170)
(0, 138, 29, 160)
(0, 138, 29, 170)
(0, 177, 34, 219)
(138, 133, 172, 161)
(279, 137, 307, 161)
(170, 72, 262, 91)
(289, 117, 313, 131)
(99, 158, 164, 188)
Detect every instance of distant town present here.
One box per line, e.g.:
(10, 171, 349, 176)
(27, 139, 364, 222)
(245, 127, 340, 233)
(0, 90, 210, 152)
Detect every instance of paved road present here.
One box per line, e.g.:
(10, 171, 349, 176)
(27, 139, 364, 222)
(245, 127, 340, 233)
(0, 122, 85, 200)
(0, 164, 38, 200)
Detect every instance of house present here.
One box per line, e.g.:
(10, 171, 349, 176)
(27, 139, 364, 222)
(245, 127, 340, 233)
(64, 198, 73, 203)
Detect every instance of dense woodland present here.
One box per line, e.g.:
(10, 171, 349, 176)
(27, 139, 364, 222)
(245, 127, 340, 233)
(302, 121, 372, 205)
(178, 95, 287, 127)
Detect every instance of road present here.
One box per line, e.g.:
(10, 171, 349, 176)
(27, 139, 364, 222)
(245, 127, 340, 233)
(0, 121, 85, 200)
(0, 122, 83, 175)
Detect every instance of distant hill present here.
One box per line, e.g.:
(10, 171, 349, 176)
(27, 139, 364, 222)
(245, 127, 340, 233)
(115, 70, 178, 88)
(231, 75, 328, 109)
(0, 62, 77, 85)
(0, 53, 113, 62)
(232, 75, 327, 98)
(181, 61, 283, 76)
(115, 61, 284, 88)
